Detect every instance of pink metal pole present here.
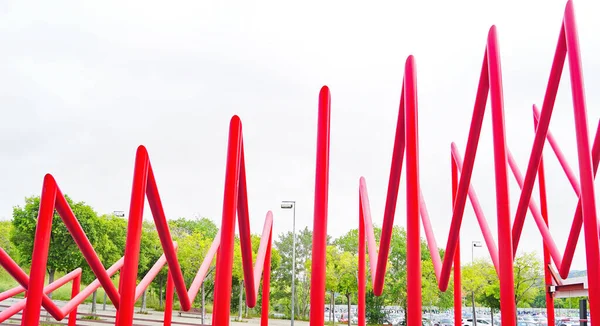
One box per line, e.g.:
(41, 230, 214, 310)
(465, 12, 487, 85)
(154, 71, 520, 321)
(164, 270, 174, 326)
(252, 213, 274, 301)
(0, 266, 82, 323)
(563, 1, 600, 319)
(187, 233, 220, 300)
(358, 195, 366, 326)
(487, 25, 516, 326)
(452, 159, 462, 326)
(0, 285, 26, 301)
(260, 229, 272, 326)
(309, 86, 331, 326)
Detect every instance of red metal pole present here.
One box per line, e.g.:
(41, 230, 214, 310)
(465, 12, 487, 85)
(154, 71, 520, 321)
(309, 86, 331, 326)
(535, 114, 555, 326)
(438, 43, 490, 292)
(373, 82, 406, 296)
(117, 145, 150, 326)
(0, 264, 82, 323)
(260, 229, 272, 326)
(237, 142, 259, 307)
(532, 108, 600, 279)
(358, 194, 366, 326)
(452, 159, 462, 326)
(506, 150, 563, 268)
(54, 189, 120, 307)
(404, 55, 422, 325)
(68, 273, 81, 326)
(487, 26, 516, 326)
(164, 270, 174, 326)
(22, 174, 57, 326)
(510, 25, 566, 253)
(213, 116, 243, 326)
(145, 166, 191, 310)
(564, 1, 600, 319)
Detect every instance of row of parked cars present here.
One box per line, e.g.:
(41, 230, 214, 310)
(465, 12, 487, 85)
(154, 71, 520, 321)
(324, 312, 588, 326)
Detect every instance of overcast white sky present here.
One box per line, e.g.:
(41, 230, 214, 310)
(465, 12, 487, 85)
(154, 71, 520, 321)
(1, 1, 599, 271)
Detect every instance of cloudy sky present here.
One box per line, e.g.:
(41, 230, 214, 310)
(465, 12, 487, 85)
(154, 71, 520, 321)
(1, 0, 599, 272)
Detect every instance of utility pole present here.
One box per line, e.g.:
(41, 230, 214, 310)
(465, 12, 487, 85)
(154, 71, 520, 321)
(472, 241, 482, 326)
(281, 201, 297, 326)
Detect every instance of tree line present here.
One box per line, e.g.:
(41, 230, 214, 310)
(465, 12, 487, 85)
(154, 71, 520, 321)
(0, 194, 578, 323)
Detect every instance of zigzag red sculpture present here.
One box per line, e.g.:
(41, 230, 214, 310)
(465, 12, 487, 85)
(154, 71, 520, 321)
(310, 2, 599, 326)
(0, 115, 273, 326)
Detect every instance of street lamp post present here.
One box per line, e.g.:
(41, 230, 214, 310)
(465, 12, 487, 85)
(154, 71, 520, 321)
(471, 241, 483, 326)
(281, 201, 297, 326)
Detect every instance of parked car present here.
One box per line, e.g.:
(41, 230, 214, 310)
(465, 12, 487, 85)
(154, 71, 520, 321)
(463, 318, 492, 326)
(434, 318, 455, 326)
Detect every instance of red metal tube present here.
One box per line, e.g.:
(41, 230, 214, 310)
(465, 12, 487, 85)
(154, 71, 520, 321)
(373, 86, 406, 295)
(68, 273, 81, 326)
(145, 166, 191, 310)
(404, 55, 422, 325)
(213, 116, 243, 326)
(451, 144, 500, 273)
(117, 146, 150, 326)
(487, 25, 516, 326)
(510, 25, 567, 253)
(534, 106, 600, 278)
(535, 114, 555, 326)
(22, 174, 58, 326)
(506, 150, 563, 267)
(419, 144, 502, 282)
(309, 86, 331, 326)
(439, 45, 490, 291)
(563, 0, 600, 319)
(237, 142, 258, 307)
(452, 159, 462, 326)
(164, 270, 174, 326)
(54, 187, 120, 307)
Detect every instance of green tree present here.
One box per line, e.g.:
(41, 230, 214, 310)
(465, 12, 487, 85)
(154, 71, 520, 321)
(462, 252, 543, 315)
(0, 221, 17, 260)
(168, 217, 218, 240)
(365, 290, 386, 324)
(11, 195, 100, 296)
(272, 227, 318, 319)
(513, 252, 542, 307)
(89, 214, 127, 312)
